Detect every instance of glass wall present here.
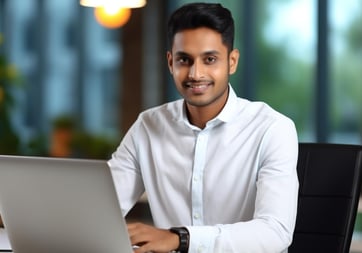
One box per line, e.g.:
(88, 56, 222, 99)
(330, 0, 362, 144)
(255, 0, 315, 141)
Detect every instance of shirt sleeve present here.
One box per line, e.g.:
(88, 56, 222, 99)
(108, 119, 145, 217)
(187, 117, 299, 253)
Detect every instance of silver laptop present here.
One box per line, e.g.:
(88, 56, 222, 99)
(0, 155, 133, 253)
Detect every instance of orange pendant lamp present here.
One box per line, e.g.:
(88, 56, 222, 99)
(94, 6, 131, 29)
(80, 0, 146, 29)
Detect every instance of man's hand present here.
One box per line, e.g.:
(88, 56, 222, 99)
(128, 222, 179, 253)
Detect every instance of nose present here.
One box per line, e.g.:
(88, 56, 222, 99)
(188, 60, 204, 79)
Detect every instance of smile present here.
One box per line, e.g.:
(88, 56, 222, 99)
(186, 84, 207, 89)
(183, 81, 213, 89)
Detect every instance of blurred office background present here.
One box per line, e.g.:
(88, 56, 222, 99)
(0, 0, 361, 159)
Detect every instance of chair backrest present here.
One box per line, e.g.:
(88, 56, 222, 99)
(289, 143, 362, 253)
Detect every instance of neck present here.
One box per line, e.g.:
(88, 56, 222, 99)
(186, 107, 214, 129)
(186, 92, 229, 129)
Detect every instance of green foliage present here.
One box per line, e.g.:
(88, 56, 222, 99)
(25, 114, 119, 159)
(330, 9, 362, 135)
(72, 132, 119, 160)
(0, 34, 22, 155)
(252, 0, 361, 138)
(52, 114, 76, 130)
(346, 12, 362, 54)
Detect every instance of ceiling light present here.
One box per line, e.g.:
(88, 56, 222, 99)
(80, 0, 146, 8)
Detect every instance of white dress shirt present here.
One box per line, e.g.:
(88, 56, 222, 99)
(108, 85, 299, 253)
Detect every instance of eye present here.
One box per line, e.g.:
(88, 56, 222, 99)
(205, 56, 216, 64)
(176, 56, 192, 65)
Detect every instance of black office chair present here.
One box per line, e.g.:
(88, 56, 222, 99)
(288, 143, 362, 253)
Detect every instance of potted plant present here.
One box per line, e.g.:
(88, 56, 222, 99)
(49, 114, 76, 157)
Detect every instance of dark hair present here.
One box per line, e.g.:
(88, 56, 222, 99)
(167, 2, 235, 52)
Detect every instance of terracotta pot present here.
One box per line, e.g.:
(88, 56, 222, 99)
(49, 128, 73, 157)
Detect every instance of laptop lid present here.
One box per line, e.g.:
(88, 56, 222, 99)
(0, 155, 133, 253)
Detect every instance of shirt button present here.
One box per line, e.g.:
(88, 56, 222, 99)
(193, 176, 199, 181)
(194, 213, 200, 219)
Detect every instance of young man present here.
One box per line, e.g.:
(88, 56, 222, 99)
(108, 3, 299, 253)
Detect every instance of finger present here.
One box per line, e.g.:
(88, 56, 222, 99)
(128, 226, 151, 246)
(133, 242, 154, 253)
(128, 223, 145, 238)
(127, 222, 142, 231)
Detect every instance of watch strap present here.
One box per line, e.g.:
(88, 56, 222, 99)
(169, 227, 189, 253)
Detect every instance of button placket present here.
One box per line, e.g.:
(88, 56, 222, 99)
(191, 131, 208, 225)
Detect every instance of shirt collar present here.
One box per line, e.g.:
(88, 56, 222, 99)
(214, 84, 238, 123)
(179, 84, 240, 128)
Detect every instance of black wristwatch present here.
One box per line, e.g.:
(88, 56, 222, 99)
(169, 227, 189, 253)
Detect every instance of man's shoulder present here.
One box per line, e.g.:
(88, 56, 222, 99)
(138, 99, 183, 121)
(237, 98, 294, 125)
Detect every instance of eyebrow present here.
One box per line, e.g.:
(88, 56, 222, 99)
(174, 50, 220, 57)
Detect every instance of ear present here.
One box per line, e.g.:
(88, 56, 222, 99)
(228, 49, 240, 75)
(167, 51, 173, 74)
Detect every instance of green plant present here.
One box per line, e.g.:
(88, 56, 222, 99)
(0, 34, 22, 155)
(72, 132, 119, 160)
(52, 114, 76, 130)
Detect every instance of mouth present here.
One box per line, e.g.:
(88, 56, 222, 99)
(183, 81, 213, 93)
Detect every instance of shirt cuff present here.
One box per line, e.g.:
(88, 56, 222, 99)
(185, 225, 221, 253)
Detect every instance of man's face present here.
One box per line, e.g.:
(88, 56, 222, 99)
(167, 27, 239, 109)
